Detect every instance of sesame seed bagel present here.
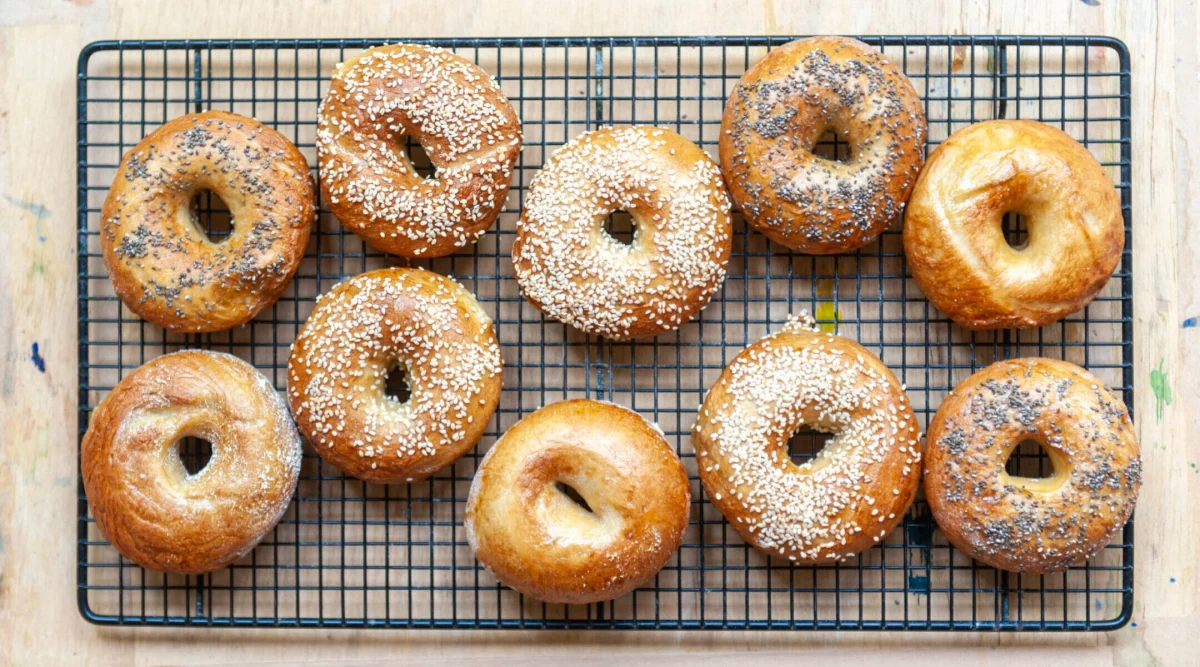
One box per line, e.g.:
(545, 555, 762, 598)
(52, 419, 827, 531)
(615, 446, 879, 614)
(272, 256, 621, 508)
(719, 37, 926, 254)
(287, 268, 502, 483)
(513, 126, 732, 339)
(317, 43, 523, 258)
(101, 110, 315, 332)
(903, 120, 1124, 329)
(82, 350, 302, 575)
(923, 358, 1141, 573)
(465, 400, 690, 604)
(692, 315, 921, 563)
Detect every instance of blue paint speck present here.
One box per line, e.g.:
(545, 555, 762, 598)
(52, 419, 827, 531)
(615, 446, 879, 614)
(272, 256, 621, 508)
(1132, 622, 1137, 627)
(1095, 599, 1103, 611)
(1080, 0, 1100, 6)
(31, 342, 45, 373)
(908, 574, 929, 595)
(1170, 577, 1176, 583)
(1184, 317, 1197, 328)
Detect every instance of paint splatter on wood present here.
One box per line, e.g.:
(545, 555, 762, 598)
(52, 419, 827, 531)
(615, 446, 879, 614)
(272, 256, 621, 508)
(951, 45, 967, 73)
(1150, 357, 1171, 423)
(5, 195, 49, 242)
(908, 574, 929, 596)
(30, 342, 45, 373)
(815, 279, 842, 333)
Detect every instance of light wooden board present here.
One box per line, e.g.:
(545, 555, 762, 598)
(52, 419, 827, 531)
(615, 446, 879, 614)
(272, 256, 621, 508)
(0, 0, 1196, 664)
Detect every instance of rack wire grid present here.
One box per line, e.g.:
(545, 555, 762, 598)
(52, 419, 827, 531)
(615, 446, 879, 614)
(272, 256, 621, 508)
(76, 36, 1134, 631)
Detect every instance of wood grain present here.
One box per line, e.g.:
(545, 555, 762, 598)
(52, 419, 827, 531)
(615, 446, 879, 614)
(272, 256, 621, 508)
(1, 1, 1196, 664)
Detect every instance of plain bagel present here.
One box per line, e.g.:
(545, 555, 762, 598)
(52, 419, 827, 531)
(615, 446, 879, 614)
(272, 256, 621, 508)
(82, 350, 302, 574)
(466, 399, 691, 604)
(903, 119, 1124, 329)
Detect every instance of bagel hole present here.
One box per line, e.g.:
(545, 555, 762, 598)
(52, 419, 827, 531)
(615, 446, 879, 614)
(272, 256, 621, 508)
(401, 136, 437, 179)
(177, 437, 213, 476)
(812, 128, 854, 164)
(189, 189, 233, 244)
(788, 425, 835, 465)
(1002, 213, 1029, 250)
(603, 210, 638, 246)
(384, 364, 412, 404)
(1005, 439, 1055, 479)
(555, 481, 594, 513)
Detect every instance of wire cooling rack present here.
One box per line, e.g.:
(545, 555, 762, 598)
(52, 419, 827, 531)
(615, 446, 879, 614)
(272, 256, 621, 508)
(76, 36, 1133, 630)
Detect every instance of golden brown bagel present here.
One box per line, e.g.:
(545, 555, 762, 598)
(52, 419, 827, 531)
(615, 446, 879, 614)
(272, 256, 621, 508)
(903, 120, 1124, 329)
(513, 126, 732, 339)
(692, 315, 921, 563)
(82, 350, 302, 575)
(923, 358, 1141, 573)
(287, 268, 502, 483)
(719, 37, 926, 254)
(465, 400, 690, 604)
(101, 110, 315, 333)
(317, 43, 523, 258)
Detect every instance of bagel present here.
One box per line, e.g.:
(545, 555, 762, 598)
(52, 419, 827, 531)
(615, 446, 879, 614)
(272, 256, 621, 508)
(923, 358, 1141, 573)
(101, 110, 315, 332)
(513, 126, 732, 339)
(719, 37, 926, 254)
(81, 350, 302, 574)
(317, 43, 523, 257)
(903, 119, 1124, 329)
(465, 400, 690, 604)
(287, 268, 502, 483)
(692, 314, 921, 563)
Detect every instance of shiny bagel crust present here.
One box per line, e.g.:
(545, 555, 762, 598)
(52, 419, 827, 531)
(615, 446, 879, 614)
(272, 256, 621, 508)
(101, 110, 315, 332)
(287, 268, 502, 483)
(317, 43, 523, 257)
(81, 350, 302, 574)
(465, 400, 691, 604)
(719, 37, 926, 254)
(903, 120, 1124, 329)
(513, 126, 732, 339)
(923, 358, 1141, 573)
(692, 316, 921, 563)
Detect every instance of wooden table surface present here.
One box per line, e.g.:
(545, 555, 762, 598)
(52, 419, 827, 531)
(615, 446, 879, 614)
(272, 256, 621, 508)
(1, 0, 1196, 664)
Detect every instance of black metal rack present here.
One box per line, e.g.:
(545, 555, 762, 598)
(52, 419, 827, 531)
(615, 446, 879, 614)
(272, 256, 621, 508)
(76, 36, 1134, 630)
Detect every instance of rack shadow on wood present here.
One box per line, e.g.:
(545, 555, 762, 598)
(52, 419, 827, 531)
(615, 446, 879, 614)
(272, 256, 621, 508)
(76, 36, 1134, 630)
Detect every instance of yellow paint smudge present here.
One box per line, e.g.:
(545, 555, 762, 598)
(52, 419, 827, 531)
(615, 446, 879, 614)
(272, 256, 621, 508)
(815, 303, 841, 333)
(815, 279, 841, 333)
